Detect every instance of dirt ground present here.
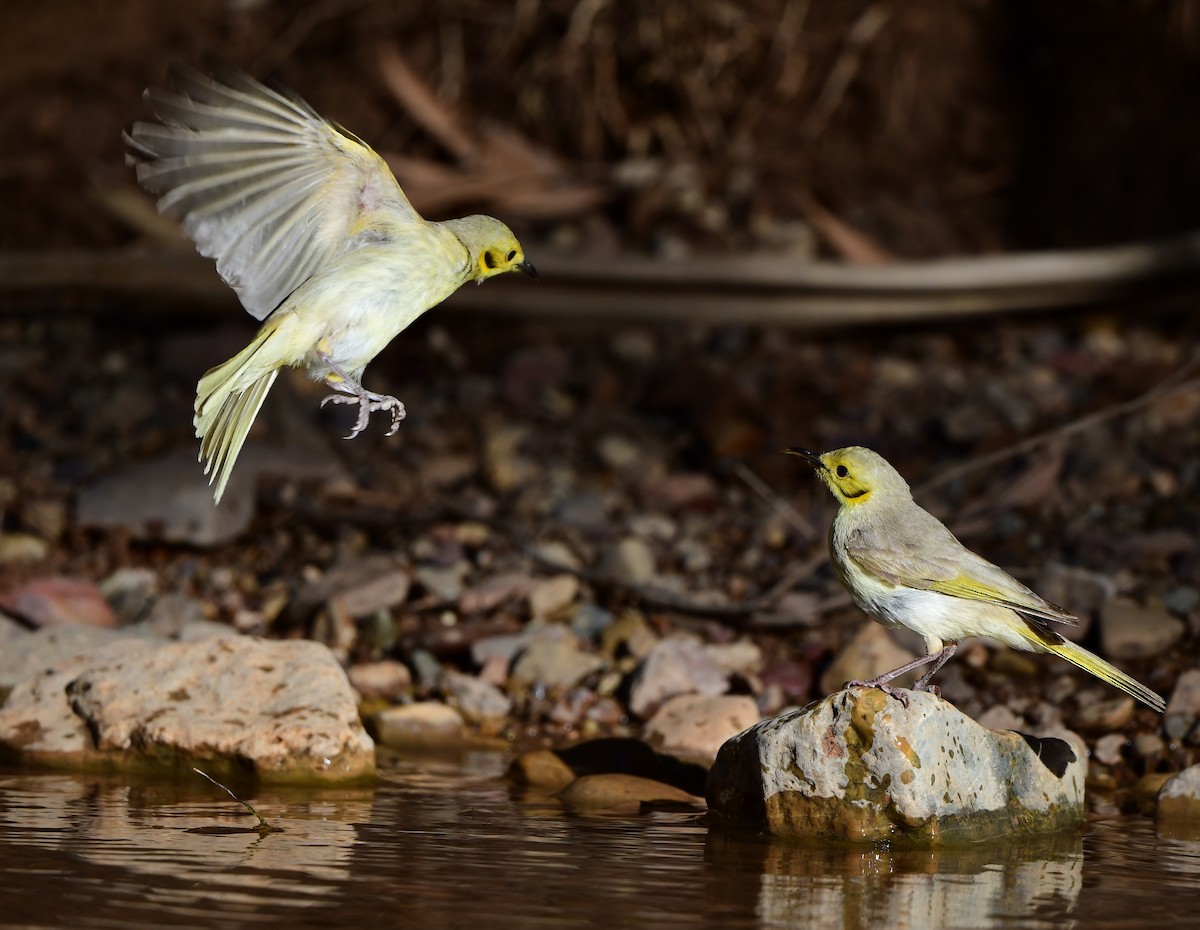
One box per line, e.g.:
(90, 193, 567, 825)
(2, 1, 1200, 798)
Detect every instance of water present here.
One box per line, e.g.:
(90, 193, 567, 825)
(2, 754, 1199, 930)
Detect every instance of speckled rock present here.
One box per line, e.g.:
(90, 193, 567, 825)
(707, 688, 1086, 843)
(0, 637, 373, 782)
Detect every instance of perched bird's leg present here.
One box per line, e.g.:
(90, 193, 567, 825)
(845, 649, 949, 708)
(912, 642, 958, 695)
(317, 352, 406, 440)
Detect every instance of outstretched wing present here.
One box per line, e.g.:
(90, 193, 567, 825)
(843, 510, 1078, 628)
(125, 60, 422, 320)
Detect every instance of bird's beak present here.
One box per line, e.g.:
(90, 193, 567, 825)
(517, 260, 539, 279)
(784, 447, 825, 469)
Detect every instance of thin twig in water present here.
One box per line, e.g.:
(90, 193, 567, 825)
(193, 767, 282, 834)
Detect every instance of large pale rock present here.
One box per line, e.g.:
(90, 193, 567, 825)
(643, 693, 761, 765)
(0, 637, 373, 782)
(627, 634, 729, 718)
(707, 689, 1085, 843)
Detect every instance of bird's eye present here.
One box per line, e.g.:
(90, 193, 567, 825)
(835, 465, 849, 478)
(506, 250, 517, 262)
(483, 252, 497, 270)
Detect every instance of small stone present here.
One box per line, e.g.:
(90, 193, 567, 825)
(628, 513, 677, 541)
(1099, 599, 1185, 660)
(1158, 764, 1200, 822)
(410, 649, 442, 688)
(348, 660, 412, 702)
(0, 576, 118, 629)
(471, 630, 534, 666)
(99, 568, 159, 624)
(1071, 695, 1135, 734)
(459, 573, 532, 614)
(627, 634, 729, 718)
(439, 669, 512, 725)
(760, 659, 814, 703)
(1164, 586, 1200, 616)
(643, 693, 760, 765)
(508, 749, 576, 790)
(528, 574, 579, 621)
(483, 423, 537, 493)
(373, 702, 464, 748)
(599, 611, 659, 662)
(974, 705, 1024, 732)
(510, 627, 605, 690)
(557, 774, 701, 812)
(553, 492, 610, 531)
(414, 564, 468, 602)
(1165, 669, 1200, 740)
(0, 533, 49, 564)
(819, 622, 917, 696)
(570, 604, 614, 642)
(596, 434, 641, 471)
(603, 537, 656, 586)
(1134, 732, 1166, 760)
(532, 541, 581, 572)
(331, 570, 411, 618)
(705, 640, 762, 679)
(640, 473, 720, 513)
(1092, 733, 1127, 766)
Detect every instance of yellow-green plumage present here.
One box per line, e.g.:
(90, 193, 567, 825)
(126, 61, 536, 502)
(789, 445, 1165, 712)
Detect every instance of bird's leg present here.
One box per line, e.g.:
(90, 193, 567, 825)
(316, 351, 406, 440)
(845, 646, 954, 708)
(912, 642, 958, 696)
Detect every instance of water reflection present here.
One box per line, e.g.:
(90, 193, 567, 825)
(2, 758, 1200, 929)
(705, 829, 1082, 930)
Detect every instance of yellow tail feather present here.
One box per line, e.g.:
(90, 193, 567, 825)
(194, 322, 281, 503)
(1042, 638, 1165, 713)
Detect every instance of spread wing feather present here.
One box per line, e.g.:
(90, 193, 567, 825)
(125, 60, 422, 320)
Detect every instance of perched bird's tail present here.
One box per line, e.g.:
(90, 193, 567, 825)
(194, 322, 281, 504)
(1037, 636, 1165, 712)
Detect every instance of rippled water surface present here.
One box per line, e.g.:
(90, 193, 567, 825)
(2, 755, 1200, 929)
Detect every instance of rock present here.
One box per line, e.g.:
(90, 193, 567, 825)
(600, 611, 658, 662)
(557, 774, 702, 812)
(134, 594, 225, 640)
(603, 537, 656, 586)
(76, 449, 254, 547)
(471, 630, 535, 666)
(508, 748, 577, 790)
(528, 574, 579, 621)
(974, 705, 1024, 732)
(0, 623, 116, 695)
(330, 570, 411, 619)
(640, 472, 720, 513)
(0, 533, 49, 563)
(348, 660, 413, 702)
(458, 573, 532, 614)
(1159, 765, 1200, 822)
(1070, 695, 1135, 734)
(0, 576, 118, 629)
(0, 637, 373, 782)
(643, 694, 761, 765)
(509, 627, 605, 690)
(627, 634, 730, 718)
(439, 669, 512, 725)
(819, 623, 918, 696)
(483, 423, 537, 493)
(705, 640, 763, 679)
(99, 568, 159, 624)
(596, 434, 642, 471)
(413, 563, 468, 602)
(707, 689, 1086, 843)
(570, 604, 614, 642)
(553, 491, 610, 531)
(1165, 669, 1200, 740)
(1163, 586, 1200, 617)
(1092, 733, 1127, 766)
(759, 659, 814, 702)
(1099, 599, 1185, 660)
(372, 702, 465, 748)
(409, 649, 442, 688)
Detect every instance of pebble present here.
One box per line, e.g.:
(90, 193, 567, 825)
(1071, 695, 1135, 734)
(348, 660, 413, 702)
(642, 693, 760, 765)
(640, 472, 719, 513)
(1163, 586, 1200, 616)
(0, 576, 118, 629)
(508, 749, 576, 790)
(440, 669, 512, 725)
(552, 492, 610, 531)
(627, 634, 729, 718)
(596, 434, 641, 471)
(414, 563, 469, 602)
(600, 611, 659, 662)
(1100, 599, 1185, 659)
(528, 574, 579, 621)
(373, 702, 465, 749)
(1158, 765, 1200, 823)
(99, 568, 159, 624)
(557, 774, 701, 812)
(705, 640, 762, 679)
(974, 705, 1024, 732)
(0, 533, 49, 564)
(410, 649, 443, 689)
(472, 630, 534, 666)
(1092, 733, 1127, 766)
(459, 573, 532, 614)
(509, 627, 605, 690)
(1165, 669, 1200, 740)
(569, 604, 614, 642)
(330, 570, 411, 618)
(603, 537, 656, 586)
(819, 622, 917, 696)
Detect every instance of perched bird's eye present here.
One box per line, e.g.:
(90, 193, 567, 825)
(506, 250, 517, 262)
(483, 252, 497, 270)
(835, 465, 849, 478)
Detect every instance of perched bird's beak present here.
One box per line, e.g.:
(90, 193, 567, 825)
(784, 447, 825, 470)
(517, 260, 539, 279)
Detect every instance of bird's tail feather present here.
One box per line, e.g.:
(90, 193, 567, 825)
(1041, 637, 1165, 712)
(194, 322, 281, 503)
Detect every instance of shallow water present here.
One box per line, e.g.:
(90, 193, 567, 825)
(1, 755, 1199, 930)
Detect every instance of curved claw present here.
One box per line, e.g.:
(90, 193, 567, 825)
(845, 679, 910, 708)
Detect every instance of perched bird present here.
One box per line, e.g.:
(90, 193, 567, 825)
(788, 446, 1165, 712)
(125, 61, 537, 503)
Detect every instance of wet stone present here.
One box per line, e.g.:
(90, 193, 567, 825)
(373, 702, 465, 749)
(557, 774, 702, 812)
(1158, 765, 1200, 822)
(348, 660, 413, 702)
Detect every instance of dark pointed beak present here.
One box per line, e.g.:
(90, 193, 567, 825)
(784, 447, 825, 469)
(517, 260, 538, 279)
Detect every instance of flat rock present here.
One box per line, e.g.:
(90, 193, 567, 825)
(643, 693, 761, 765)
(627, 634, 729, 718)
(0, 637, 373, 782)
(0, 576, 118, 629)
(0, 625, 116, 693)
(1099, 599, 1185, 660)
(509, 626, 605, 690)
(75, 449, 254, 547)
(557, 773, 702, 812)
(372, 702, 465, 748)
(706, 689, 1086, 843)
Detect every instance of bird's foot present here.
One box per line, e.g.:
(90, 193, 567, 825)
(845, 678, 911, 708)
(320, 381, 406, 439)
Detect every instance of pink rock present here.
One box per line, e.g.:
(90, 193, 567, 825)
(0, 576, 118, 629)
